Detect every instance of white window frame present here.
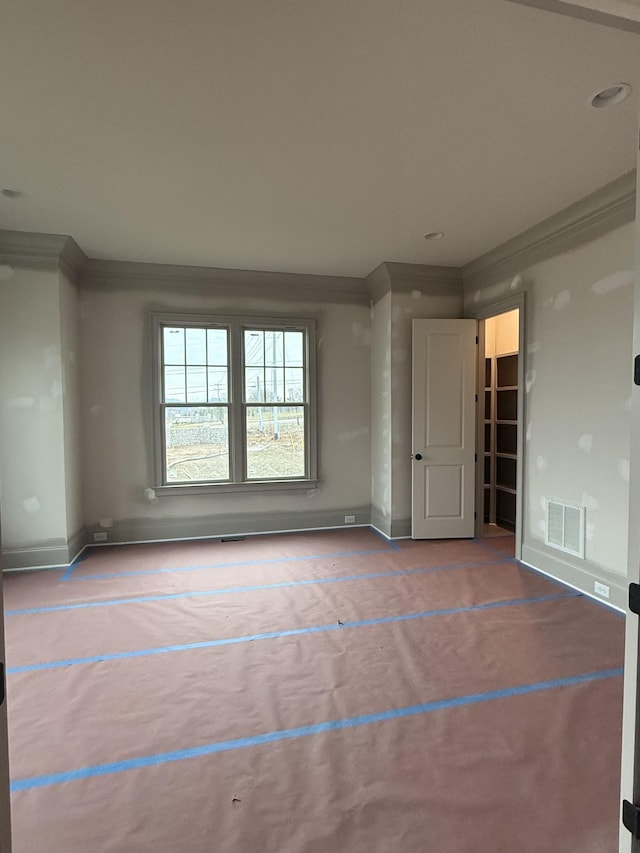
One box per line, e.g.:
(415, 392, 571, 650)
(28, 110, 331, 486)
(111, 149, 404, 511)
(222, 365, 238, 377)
(151, 313, 318, 495)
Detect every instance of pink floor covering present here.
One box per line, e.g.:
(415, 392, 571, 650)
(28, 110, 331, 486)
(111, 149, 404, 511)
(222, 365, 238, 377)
(2, 528, 625, 852)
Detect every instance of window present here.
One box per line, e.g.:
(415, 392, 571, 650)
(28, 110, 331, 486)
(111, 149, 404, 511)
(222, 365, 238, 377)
(152, 314, 317, 493)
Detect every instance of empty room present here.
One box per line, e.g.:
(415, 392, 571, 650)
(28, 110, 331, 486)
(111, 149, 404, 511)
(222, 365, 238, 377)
(0, 1, 639, 852)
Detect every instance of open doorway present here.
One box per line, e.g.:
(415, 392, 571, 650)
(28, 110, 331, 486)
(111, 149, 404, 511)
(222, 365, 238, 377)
(483, 309, 520, 537)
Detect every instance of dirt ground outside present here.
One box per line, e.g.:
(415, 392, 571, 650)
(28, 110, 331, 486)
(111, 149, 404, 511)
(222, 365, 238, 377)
(166, 417, 305, 481)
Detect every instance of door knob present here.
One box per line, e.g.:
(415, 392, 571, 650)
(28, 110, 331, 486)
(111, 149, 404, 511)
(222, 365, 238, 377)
(412, 453, 423, 461)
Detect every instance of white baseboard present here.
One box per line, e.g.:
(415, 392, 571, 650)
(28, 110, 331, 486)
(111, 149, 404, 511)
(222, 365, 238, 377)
(2, 508, 372, 570)
(520, 541, 626, 613)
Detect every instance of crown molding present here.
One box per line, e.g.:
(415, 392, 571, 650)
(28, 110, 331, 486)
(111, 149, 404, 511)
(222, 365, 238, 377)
(462, 170, 636, 291)
(366, 263, 393, 304)
(367, 261, 462, 303)
(0, 231, 368, 304)
(384, 262, 463, 295)
(505, 0, 640, 34)
(82, 258, 369, 305)
(0, 229, 87, 283)
(59, 237, 88, 285)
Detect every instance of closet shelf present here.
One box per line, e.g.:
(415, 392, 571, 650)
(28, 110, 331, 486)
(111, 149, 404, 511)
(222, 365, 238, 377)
(484, 351, 518, 530)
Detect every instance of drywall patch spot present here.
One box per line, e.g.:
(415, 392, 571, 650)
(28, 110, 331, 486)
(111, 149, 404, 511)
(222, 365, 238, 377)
(39, 396, 57, 413)
(337, 426, 370, 443)
(618, 458, 630, 483)
(473, 290, 482, 304)
(539, 495, 547, 512)
(351, 322, 372, 347)
(592, 270, 633, 296)
(526, 422, 532, 442)
(577, 434, 593, 453)
(6, 396, 36, 409)
(586, 523, 596, 543)
(483, 282, 508, 302)
(542, 297, 554, 309)
(318, 336, 325, 349)
(51, 379, 62, 399)
(623, 396, 632, 412)
(525, 370, 536, 394)
(99, 517, 114, 529)
(89, 404, 102, 417)
(144, 487, 158, 503)
(0, 264, 15, 280)
(42, 345, 59, 372)
(581, 492, 600, 512)
(553, 290, 571, 311)
(69, 350, 76, 365)
(411, 289, 422, 299)
(536, 455, 548, 472)
(537, 519, 546, 534)
(527, 342, 540, 355)
(510, 274, 522, 290)
(23, 497, 41, 514)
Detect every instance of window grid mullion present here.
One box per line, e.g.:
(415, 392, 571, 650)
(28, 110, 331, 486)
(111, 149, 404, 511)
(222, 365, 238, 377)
(230, 322, 245, 482)
(204, 327, 209, 403)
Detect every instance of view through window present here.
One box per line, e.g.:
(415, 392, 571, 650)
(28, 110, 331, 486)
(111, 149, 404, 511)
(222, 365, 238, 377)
(157, 317, 314, 486)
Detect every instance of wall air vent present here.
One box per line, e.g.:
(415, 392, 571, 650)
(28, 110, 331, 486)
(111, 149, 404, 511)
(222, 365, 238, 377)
(545, 500, 585, 559)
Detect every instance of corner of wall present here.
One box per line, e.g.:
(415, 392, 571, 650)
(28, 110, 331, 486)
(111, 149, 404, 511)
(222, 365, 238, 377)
(520, 541, 627, 612)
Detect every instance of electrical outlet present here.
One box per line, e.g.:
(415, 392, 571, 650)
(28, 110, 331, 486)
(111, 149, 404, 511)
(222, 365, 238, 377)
(594, 581, 610, 599)
(344, 514, 356, 524)
(93, 531, 108, 543)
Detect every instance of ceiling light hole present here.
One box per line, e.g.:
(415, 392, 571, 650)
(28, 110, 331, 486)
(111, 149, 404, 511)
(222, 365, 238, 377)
(590, 83, 631, 109)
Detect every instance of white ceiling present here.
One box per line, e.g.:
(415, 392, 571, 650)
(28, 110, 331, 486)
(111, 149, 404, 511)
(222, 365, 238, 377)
(0, 0, 638, 277)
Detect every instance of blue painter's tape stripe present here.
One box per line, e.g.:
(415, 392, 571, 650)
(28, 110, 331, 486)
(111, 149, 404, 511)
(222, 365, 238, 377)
(6, 556, 512, 617)
(63, 546, 395, 583)
(60, 550, 88, 582)
(6, 591, 579, 675)
(474, 538, 517, 561)
(10, 666, 622, 792)
(369, 528, 402, 550)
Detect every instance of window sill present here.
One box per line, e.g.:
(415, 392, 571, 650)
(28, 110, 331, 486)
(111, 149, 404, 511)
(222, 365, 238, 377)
(154, 479, 319, 497)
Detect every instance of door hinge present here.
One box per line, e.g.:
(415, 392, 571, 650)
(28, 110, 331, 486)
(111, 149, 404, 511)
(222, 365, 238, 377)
(474, 511, 477, 520)
(476, 336, 479, 345)
(475, 393, 478, 402)
(475, 453, 478, 462)
(0, 662, 4, 707)
(634, 355, 640, 386)
(629, 582, 640, 615)
(623, 800, 640, 839)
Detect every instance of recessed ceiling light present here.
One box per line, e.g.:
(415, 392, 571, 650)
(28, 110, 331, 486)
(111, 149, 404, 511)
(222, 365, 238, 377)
(424, 231, 445, 241)
(1, 188, 24, 199)
(590, 83, 631, 109)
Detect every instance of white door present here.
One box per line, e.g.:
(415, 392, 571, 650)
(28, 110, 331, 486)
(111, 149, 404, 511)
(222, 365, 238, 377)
(619, 169, 640, 853)
(0, 512, 11, 852)
(411, 319, 477, 539)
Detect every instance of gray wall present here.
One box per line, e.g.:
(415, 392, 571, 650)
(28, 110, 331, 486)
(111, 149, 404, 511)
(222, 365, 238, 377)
(59, 270, 84, 545)
(0, 268, 69, 564)
(78, 279, 372, 542)
(465, 221, 635, 606)
(370, 292, 392, 534)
